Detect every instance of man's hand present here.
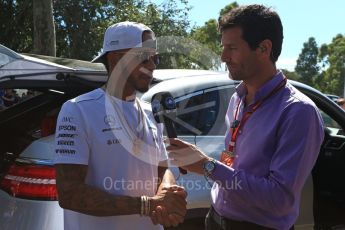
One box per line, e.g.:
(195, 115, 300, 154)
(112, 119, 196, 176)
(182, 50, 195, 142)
(150, 185, 187, 227)
(166, 138, 210, 174)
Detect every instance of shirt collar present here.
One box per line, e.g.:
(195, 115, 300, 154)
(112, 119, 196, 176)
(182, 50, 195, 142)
(235, 71, 285, 102)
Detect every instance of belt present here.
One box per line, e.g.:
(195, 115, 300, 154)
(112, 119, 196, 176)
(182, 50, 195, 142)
(209, 207, 227, 229)
(209, 207, 277, 230)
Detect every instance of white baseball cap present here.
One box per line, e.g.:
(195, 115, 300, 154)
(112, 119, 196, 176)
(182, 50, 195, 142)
(91, 21, 157, 63)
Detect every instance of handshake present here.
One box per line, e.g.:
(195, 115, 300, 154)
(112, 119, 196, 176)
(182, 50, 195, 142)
(146, 185, 187, 228)
(141, 138, 209, 227)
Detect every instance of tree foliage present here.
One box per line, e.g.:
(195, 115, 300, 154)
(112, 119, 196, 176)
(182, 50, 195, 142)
(189, 2, 238, 70)
(189, 19, 221, 69)
(140, 1, 193, 69)
(295, 37, 320, 86)
(1, 0, 192, 67)
(0, 0, 33, 52)
(219, 2, 238, 17)
(318, 34, 345, 96)
(53, 0, 115, 59)
(0, 0, 240, 70)
(282, 69, 300, 81)
(293, 35, 345, 96)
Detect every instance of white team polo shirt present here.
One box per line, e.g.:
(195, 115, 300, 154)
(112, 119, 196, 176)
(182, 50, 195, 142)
(55, 88, 167, 230)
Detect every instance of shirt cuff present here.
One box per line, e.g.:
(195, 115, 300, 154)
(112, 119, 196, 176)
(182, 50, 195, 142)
(208, 160, 235, 186)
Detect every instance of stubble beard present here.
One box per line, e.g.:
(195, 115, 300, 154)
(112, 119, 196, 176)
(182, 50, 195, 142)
(228, 68, 243, 81)
(130, 75, 151, 93)
(136, 85, 150, 93)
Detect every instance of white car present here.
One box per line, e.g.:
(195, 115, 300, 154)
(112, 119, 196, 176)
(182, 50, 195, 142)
(1, 45, 345, 230)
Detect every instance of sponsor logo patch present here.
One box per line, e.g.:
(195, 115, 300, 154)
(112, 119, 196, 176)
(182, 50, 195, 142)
(62, 117, 73, 122)
(58, 125, 76, 131)
(55, 149, 76, 155)
(107, 139, 121, 145)
(57, 133, 77, 138)
(102, 127, 122, 132)
(57, 140, 75, 146)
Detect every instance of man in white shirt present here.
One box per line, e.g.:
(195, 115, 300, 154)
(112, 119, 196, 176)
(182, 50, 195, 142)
(54, 21, 187, 230)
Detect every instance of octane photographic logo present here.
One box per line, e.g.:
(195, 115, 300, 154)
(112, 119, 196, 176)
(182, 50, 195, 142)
(104, 36, 224, 167)
(103, 176, 242, 192)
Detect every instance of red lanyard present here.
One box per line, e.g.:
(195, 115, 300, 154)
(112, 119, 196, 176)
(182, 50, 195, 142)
(227, 78, 287, 153)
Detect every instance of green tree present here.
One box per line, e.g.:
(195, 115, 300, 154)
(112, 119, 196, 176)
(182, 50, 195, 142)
(318, 34, 345, 96)
(295, 37, 320, 86)
(282, 69, 300, 81)
(189, 19, 221, 69)
(191, 19, 221, 54)
(53, 0, 115, 60)
(140, 1, 193, 69)
(219, 2, 238, 17)
(53, 0, 194, 64)
(1, 0, 193, 67)
(0, 0, 33, 52)
(188, 2, 238, 70)
(146, 1, 191, 36)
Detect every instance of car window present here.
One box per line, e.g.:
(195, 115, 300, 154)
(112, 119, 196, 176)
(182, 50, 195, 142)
(319, 109, 344, 136)
(174, 87, 234, 136)
(0, 88, 40, 112)
(174, 90, 218, 135)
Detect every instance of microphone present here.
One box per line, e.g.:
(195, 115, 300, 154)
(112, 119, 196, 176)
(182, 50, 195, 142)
(151, 92, 187, 175)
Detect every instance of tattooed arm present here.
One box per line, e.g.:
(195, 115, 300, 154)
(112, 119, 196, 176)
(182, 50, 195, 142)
(55, 164, 141, 216)
(55, 163, 186, 220)
(149, 163, 187, 227)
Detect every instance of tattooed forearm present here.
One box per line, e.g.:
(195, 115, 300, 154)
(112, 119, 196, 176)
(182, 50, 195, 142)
(157, 164, 176, 192)
(55, 164, 140, 216)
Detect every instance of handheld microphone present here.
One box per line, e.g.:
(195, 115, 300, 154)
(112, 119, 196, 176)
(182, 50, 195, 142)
(151, 92, 187, 175)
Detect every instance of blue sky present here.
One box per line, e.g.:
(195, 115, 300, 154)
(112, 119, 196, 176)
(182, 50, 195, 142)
(152, 0, 345, 71)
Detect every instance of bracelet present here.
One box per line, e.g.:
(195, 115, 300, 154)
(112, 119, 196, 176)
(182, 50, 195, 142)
(140, 196, 144, 216)
(140, 196, 150, 216)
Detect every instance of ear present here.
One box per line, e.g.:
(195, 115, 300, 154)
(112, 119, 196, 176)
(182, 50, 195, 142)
(257, 39, 272, 59)
(106, 52, 121, 72)
(259, 46, 266, 52)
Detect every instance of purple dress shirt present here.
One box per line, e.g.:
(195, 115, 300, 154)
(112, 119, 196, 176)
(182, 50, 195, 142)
(209, 71, 324, 230)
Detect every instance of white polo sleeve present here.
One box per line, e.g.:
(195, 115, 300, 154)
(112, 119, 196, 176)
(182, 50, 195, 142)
(54, 101, 90, 165)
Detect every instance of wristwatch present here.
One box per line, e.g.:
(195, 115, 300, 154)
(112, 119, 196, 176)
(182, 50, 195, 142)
(203, 159, 216, 177)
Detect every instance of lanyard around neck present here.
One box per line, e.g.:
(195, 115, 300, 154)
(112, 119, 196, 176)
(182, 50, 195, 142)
(228, 78, 287, 153)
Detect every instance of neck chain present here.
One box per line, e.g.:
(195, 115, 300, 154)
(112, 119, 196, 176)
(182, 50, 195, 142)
(108, 94, 146, 155)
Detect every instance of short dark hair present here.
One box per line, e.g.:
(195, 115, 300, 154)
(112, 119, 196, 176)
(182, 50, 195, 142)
(218, 4, 283, 63)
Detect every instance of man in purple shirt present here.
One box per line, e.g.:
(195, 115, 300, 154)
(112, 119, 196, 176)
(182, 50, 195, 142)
(167, 4, 324, 230)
